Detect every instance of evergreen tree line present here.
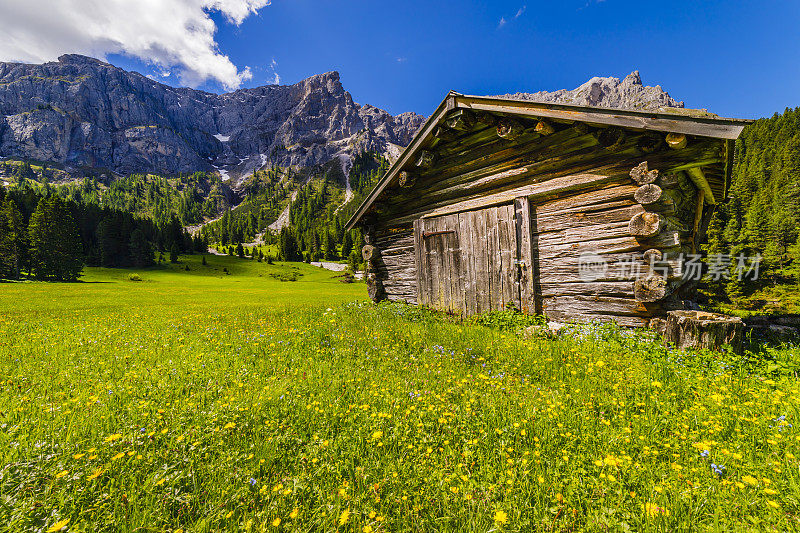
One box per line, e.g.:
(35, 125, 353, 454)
(704, 106, 800, 304)
(0, 182, 207, 281)
(201, 166, 296, 246)
(274, 152, 387, 267)
(1, 166, 233, 228)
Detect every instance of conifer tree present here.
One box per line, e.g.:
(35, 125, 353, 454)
(341, 230, 353, 258)
(28, 196, 84, 281)
(0, 198, 26, 279)
(129, 228, 154, 267)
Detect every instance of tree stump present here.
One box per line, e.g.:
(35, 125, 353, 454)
(663, 310, 744, 353)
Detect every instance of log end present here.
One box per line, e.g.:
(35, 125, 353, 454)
(666, 132, 688, 150)
(629, 212, 662, 238)
(398, 171, 416, 188)
(362, 244, 379, 262)
(635, 275, 667, 302)
(497, 118, 524, 140)
(634, 184, 664, 206)
(535, 120, 555, 136)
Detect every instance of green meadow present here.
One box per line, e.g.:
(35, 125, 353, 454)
(0, 256, 799, 532)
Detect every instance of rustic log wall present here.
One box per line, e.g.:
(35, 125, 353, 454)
(372, 225, 417, 304)
(364, 110, 728, 325)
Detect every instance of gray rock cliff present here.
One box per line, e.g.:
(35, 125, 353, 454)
(0, 55, 424, 181)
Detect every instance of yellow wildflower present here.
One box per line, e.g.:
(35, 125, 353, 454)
(742, 475, 759, 486)
(494, 509, 508, 525)
(47, 518, 70, 532)
(645, 502, 669, 517)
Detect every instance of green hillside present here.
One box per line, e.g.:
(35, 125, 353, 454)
(704, 107, 800, 314)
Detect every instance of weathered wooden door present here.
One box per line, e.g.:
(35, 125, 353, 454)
(414, 204, 522, 315)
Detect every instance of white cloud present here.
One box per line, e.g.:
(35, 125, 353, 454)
(268, 58, 280, 85)
(498, 5, 525, 29)
(0, 0, 271, 90)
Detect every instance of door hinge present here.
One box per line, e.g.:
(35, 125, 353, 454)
(422, 230, 456, 238)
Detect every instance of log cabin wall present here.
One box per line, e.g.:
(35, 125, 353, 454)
(353, 100, 747, 326)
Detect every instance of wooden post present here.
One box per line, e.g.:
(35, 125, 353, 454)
(686, 167, 716, 205)
(365, 272, 385, 302)
(363, 244, 385, 302)
(663, 310, 744, 354)
(691, 190, 705, 254)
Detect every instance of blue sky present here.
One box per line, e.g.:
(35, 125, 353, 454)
(102, 0, 799, 119)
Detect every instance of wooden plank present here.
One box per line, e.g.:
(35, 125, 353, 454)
(458, 211, 477, 316)
(497, 204, 517, 309)
(539, 281, 635, 298)
(514, 197, 534, 314)
(431, 216, 446, 310)
(542, 295, 653, 317)
(536, 204, 645, 233)
(441, 214, 458, 313)
(482, 207, 497, 311)
(536, 220, 633, 247)
(446, 214, 465, 315)
(423, 218, 438, 308)
(473, 210, 491, 313)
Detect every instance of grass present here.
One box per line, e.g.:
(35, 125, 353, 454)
(0, 257, 799, 531)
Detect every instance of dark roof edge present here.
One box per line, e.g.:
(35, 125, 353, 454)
(345, 93, 752, 230)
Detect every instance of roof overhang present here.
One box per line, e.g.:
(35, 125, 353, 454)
(345, 92, 752, 230)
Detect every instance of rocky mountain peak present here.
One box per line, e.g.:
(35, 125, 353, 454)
(495, 71, 684, 110)
(57, 54, 110, 66)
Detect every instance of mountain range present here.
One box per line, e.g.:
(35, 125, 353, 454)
(0, 55, 683, 183)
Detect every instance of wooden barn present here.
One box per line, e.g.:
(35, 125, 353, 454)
(345, 92, 750, 326)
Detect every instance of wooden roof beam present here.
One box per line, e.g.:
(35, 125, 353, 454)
(686, 167, 717, 205)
